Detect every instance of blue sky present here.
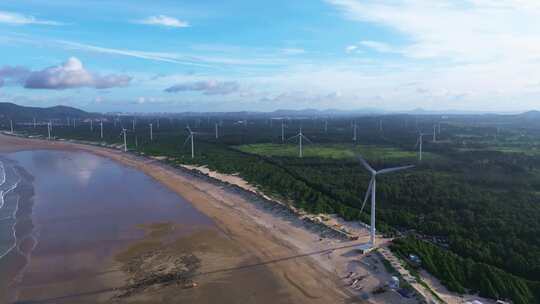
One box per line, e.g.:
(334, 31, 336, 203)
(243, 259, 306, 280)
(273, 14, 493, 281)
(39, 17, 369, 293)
(1, 0, 540, 113)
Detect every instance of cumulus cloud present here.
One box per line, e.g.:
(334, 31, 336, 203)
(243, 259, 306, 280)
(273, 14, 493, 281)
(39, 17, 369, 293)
(165, 80, 239, 95)
(24, 57, 131, 90)
(0, 10, 61, 25)
(136, 15, 189, 28)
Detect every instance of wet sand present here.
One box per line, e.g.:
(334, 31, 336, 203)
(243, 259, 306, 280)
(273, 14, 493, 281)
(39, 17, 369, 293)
(0, 134, 361, 304)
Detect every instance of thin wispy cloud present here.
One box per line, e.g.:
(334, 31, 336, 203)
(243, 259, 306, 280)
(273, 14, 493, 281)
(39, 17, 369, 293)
(165, 80, 239, 95)
(58, 40, 214, 68)
(136, 15, 189, 28)
(0, 10, 61, 26)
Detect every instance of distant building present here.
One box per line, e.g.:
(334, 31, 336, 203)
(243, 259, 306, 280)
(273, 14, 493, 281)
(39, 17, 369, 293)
(409, 254, 421, 266)
(389, 276, 400, 289)
(355, 243, 374, 254)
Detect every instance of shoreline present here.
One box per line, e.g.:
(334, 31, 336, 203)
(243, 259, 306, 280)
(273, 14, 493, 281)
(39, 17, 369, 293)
(0, 134, 410, 304)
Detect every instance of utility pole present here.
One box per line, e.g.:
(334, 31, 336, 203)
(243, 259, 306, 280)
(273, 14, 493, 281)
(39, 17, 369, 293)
(281, 122, 285, 143)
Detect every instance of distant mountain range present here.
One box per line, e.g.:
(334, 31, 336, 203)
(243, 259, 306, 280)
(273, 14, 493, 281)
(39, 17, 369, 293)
(0, 102, 538, 120)
(0, 102, 96, 121)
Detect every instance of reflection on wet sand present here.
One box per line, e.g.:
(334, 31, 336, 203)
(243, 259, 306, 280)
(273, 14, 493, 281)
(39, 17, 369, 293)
(1, 150, 293, 304)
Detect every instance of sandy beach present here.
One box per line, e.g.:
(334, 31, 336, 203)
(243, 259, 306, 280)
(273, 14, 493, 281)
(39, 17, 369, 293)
(0, 134, 410, 304)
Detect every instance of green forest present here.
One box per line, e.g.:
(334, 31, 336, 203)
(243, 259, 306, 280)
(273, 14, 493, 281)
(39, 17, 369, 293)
(5, 111, 540, 303)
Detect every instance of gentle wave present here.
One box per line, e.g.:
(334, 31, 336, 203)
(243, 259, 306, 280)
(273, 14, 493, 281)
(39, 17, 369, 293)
(0, 179, 20, 210)
(0, 166, 22, 259)
(0, 161, 5, 187)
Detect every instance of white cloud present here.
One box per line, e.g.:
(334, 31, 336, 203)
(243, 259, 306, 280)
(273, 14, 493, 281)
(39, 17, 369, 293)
(281, 48, 306, 55)
(136, 15, 189, 28)
(345, 45, 358, 53)
(359, 40, 395, 53)
(0, 11, 61, 25)
(24, 57, 131, 90)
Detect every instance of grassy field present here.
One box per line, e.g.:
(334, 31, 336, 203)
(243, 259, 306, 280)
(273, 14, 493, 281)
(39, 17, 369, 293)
(235, 143, 437, 162)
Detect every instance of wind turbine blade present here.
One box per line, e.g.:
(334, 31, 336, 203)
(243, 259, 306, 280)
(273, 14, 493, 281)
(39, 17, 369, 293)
(357, 155, 376, 175)
(182, 135, 192, 147)
(377, 165, 415, 175)
(186, 126, 192, 133)
(360, 178, 374, 213)
(414, 136, 420, 148)
(301, 134, 313, 144)
(287, 134, 300, 141)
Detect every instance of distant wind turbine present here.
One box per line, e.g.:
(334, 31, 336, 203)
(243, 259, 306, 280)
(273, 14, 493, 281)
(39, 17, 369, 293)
(215, 122, 219, 139)
(33, 117, 36, 129)
(415, 132, 433, 161)
(183, 126, 199, 159)
(100, 120, 104, 139)
(288, 127, 312, 158)
(121, 128, 128, 152)
(149, 123, 153, 141)
(10, 120, 13, 133)
(353, 122, 358, 142)
(358, 155, 414, 247)
(47, 121, 52, 139)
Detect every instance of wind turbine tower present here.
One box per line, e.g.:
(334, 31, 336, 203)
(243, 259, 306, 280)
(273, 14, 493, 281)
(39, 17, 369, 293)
(358, 156, 414, 247)
(288, 127, 312, 158)
(100, 120, 104, 139)
(10, 120, 13, 133)
(215, 122, 219, 139)
(47, 122, 52, 140)
(353, 122, 358, 142)
(183, 126, 197, 159)
(149, 123, 153, 141)
(416, 132, 433, 161)
(121, 128, 128, 152)
(33, 117, 36, 129)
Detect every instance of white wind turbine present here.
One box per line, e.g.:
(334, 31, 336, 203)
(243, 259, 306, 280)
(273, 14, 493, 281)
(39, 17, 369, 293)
(352, 121, 358, 142)
(288, 127, 312, 158)
(415, 132, 433, 161)
(10, 120, 13, 133)
(183, 126, 199, 159)
(47, 121, 52, 140)
(149, 123, 153, 141)
(215, 122, 219, 139)
(121, 128, 128, 152)
(100, 120, 104, 139)
(358, 155, 414, 247)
